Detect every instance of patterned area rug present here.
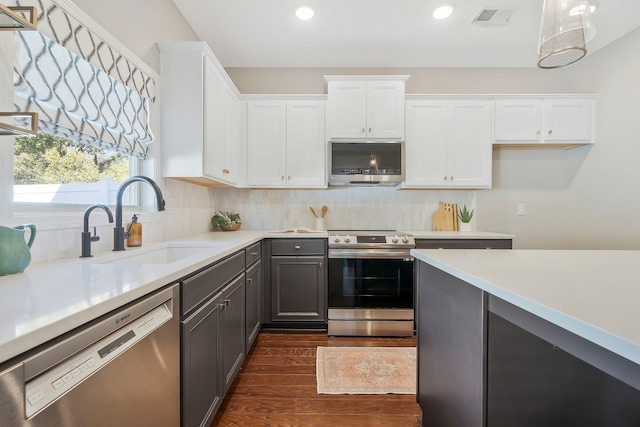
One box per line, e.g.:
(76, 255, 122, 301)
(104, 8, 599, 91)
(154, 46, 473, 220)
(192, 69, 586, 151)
(316, 346, 416, 394)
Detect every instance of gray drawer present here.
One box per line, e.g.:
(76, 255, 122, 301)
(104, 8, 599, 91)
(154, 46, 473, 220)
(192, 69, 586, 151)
(416, 239, 512, 250)
(270, 239, 326, 256)
(245, 241, 262, 267)
(181, 250, 245, 316)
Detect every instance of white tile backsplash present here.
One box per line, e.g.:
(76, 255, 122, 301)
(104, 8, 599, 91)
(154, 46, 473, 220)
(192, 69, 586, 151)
(22, 180, 477, 264)
(209, 187, 477, 232)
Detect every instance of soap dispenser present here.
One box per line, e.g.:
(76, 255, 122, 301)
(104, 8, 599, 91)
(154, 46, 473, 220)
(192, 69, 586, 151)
(126, 214, 142, 247)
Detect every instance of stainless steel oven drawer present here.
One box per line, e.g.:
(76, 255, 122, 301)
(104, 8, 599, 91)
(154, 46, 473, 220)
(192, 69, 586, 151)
(271, 239, 326, 256)
(328, 319, 414, 337)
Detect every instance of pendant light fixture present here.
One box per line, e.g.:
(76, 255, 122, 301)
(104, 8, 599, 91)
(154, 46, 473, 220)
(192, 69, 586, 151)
(537, 0, 596, 69)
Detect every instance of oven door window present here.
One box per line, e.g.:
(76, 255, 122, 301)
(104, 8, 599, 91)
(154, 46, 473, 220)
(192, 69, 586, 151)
(328, 258, 413, 309)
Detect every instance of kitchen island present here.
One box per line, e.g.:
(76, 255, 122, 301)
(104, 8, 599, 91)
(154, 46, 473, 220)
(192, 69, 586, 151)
(411, 249, 640, 427)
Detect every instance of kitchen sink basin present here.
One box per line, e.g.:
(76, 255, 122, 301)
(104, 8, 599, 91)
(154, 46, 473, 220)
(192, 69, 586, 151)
(101, 246, 205, 264)
(88, 242, 231, 265)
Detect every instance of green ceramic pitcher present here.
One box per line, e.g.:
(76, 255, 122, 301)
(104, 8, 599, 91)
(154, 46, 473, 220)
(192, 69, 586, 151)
(0, 224, 36, 276)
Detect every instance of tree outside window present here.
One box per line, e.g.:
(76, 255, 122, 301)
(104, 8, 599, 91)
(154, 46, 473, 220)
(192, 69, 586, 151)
(14, 134, 133, 205)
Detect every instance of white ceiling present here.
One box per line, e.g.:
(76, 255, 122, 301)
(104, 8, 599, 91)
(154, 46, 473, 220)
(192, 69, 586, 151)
(171, 0, 640, 68)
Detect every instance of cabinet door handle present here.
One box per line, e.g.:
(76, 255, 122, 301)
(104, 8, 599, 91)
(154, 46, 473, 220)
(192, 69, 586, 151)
(368, 127, 372, 133)
(537, 130, 541, 137)
(444, 176, 448, 180)
(361, 127, 365, 133)
(281, 176, 285, 180)
(247, 278, 253, 285)
(548, 129, 553, 136)
(450, 176, 454, 180)
(319, 262, 323, 269)
(288, 176, 291, 180)
(294, 245, 301, 250)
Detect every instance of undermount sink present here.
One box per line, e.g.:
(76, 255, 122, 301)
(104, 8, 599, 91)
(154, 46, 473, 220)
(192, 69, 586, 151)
(89, 242, 230, 265)
(101, 246, 204, 264)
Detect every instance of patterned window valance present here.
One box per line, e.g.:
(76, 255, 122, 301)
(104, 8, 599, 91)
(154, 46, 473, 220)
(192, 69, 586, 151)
(15, 0, 156, 101)
(13, 0, 157, 159)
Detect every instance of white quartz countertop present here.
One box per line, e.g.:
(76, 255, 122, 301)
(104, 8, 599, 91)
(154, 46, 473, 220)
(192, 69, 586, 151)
(411, 249, 640, 366)
(0, 230, 327, 365)
(0, 228, 510, 366)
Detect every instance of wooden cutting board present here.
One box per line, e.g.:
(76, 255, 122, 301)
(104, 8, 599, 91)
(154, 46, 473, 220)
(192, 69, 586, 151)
(432, 202, 458, 231)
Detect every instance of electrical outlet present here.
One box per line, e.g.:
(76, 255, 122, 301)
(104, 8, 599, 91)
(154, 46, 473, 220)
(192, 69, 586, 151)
(517, 203, 526, 216)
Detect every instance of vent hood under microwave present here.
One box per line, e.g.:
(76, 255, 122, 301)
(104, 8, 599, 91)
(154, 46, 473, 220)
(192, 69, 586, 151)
(328, 140, 404, 187)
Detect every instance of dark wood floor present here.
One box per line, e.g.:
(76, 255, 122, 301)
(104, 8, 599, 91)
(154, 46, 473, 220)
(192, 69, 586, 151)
(211, 331, 422, 426)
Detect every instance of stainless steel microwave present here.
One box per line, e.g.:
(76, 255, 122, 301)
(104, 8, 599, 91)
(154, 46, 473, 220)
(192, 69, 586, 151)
(328, 140, 404, 187)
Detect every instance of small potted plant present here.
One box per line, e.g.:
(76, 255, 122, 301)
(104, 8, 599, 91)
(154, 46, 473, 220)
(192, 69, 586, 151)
(211, 211, 242, 231)
(457, 205, 475, 232)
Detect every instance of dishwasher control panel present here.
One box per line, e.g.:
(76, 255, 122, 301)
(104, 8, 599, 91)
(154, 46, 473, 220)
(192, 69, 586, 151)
(24, 303, 172, 418)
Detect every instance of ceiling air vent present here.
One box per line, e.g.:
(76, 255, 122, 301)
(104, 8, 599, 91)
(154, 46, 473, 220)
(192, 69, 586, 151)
(472, 8, 513, 26)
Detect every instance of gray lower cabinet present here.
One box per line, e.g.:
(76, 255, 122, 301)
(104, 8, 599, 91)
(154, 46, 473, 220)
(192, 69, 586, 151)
(180, 250, 245, 427)
(181, 294, 222, 427)
(415, 238, 512, 249)
(219, 273, 246, 396)
(264, 239, 327, 326)
(245, 259, 261, 350)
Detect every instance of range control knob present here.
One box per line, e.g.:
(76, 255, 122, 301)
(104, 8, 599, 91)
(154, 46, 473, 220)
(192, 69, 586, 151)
(392, 235, 399, 243)
(402, 235, 410, 244)
(333, 236, 341, 243)
(344, 235, 351, 243)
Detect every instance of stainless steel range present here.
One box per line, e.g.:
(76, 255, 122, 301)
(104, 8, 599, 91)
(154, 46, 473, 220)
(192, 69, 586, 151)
(327, 230, 415, 337)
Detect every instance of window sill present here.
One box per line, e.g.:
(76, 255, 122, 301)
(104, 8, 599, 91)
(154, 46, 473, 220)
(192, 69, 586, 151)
(13, 203, 162, 232)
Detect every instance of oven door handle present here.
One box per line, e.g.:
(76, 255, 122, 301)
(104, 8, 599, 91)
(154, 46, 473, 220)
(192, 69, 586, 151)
(328, 249, 414, 260)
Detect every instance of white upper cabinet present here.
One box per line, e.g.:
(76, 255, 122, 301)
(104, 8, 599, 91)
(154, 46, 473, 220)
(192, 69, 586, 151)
(325, 76, 408, 140)
(247, 99, 326, 188)
(158, 42, 242, 187)
(404, 98, 492, 189)
(286, 101, 326, 187)
(494, 97, 594, 147)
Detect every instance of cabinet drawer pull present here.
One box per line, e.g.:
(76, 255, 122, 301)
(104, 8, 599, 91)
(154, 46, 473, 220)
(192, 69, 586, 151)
(247, 278, 253, 285)
(294, 245, 301, 250)
(221, 299, 230, 310)
(250, 252, 259, 256)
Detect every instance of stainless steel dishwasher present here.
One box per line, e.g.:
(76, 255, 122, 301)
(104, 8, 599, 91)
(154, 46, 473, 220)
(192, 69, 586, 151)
(0, 283, 180, 427)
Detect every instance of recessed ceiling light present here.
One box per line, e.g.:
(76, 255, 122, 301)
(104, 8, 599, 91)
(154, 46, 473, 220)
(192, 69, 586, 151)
(433, 5, 454, 20)
(295, 6, 315, 20)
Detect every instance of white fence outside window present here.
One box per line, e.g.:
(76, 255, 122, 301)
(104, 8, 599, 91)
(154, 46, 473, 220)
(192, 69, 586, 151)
(14, 178, 120, 205)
